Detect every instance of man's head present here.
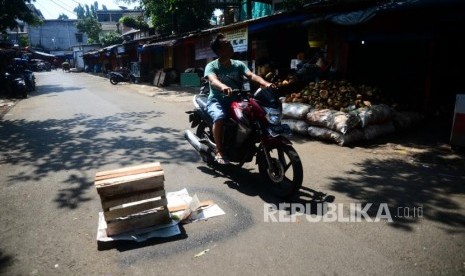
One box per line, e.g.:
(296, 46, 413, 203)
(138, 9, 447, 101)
(211, 33, 234, 58)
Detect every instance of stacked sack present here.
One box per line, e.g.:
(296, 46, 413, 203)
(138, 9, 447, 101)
(282, 102, 423, 147)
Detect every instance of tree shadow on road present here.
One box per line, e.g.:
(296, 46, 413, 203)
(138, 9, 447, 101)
(328, 157, 465, 233)
(327, 117, 465, 233)
(0, 249, 13, 273)
(35, 84, 84, 95)
(0, 111, 200, 209)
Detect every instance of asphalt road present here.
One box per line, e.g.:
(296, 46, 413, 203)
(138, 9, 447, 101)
(0, 71, 464, 275)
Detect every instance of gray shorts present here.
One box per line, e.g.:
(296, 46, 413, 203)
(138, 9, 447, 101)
(207, 97, 232, 123)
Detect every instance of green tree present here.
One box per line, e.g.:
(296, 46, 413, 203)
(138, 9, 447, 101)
(19, 35, 29, 47)
(57, 13, 69, 20)
(119, 16, 137, 28)
(121, 0, 213, 34)
(100, 31, 123, 46)
(76, 17, 102, 43)
(74, 2, 102, 43)
(119, 16, 149, 31)
(0, 0, 42, 34)
(74, 2, 98, 19)
(74, 4, 86, 19)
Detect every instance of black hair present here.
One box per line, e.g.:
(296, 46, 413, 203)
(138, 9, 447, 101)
(211, 33, 226, 55)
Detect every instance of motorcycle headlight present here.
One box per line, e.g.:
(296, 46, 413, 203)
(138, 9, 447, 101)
(263, 107, 283, 125)
(15, 79, 25, 85)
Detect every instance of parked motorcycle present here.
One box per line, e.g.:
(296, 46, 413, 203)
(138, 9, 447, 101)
(22, 69, 36, 92)
(108, 68, 136, 85)
(11, 60, 36, 92)
(185, 84, 303, 199)
(3, 72, 28, 98)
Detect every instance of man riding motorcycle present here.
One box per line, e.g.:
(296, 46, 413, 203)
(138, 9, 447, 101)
(205, 33, 274, 164)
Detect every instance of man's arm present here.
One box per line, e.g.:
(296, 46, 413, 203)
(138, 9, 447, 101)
(245, 70, 272, 88)
(207, 73, 233, 96)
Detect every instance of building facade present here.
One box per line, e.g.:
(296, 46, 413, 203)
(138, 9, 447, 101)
(96, 9, 145, 35)
(28, 20, 87, 52)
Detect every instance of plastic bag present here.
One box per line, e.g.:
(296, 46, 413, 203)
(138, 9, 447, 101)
(307, 126, 364, 146)
(282, 119, 309, 136)
(282, 103, 313, 120)
(306, 109, 360, 134)
(357, 104, 393, 127)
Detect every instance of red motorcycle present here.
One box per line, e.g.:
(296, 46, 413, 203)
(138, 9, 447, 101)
(185, 84, 303, 199)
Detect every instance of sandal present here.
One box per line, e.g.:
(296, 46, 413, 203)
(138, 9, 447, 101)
(215, 154, 230, 165)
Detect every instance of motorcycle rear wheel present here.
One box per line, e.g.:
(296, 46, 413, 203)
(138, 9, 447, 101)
(110, 77, 118, 85)
(257, 144, 303, 199)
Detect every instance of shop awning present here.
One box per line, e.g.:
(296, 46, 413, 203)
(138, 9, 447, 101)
(248, 14, 313, 33)
(143, 39, 178, 48)
(84, 50, 100, 56)
(99, 44, 121, 53)
(27, 49, 56, 58)
(325, 0, 465, 25)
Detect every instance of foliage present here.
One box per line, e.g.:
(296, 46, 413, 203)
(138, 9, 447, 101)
(74, 1, 101, 43)
(73, 1, 99, 19)
(119, 16, 149, 31)
(0, 0, 42, 34)
(119, 16, 137, 27)
(19, 35, 29, 47)
(100, 31, 123, 46)
(76, 17, 102, 43)
(121, 0, 213, 34)
(57, 13, 69, 20)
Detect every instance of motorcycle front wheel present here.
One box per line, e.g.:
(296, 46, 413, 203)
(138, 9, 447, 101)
(257, 144, 303, 199)
(110, 77, 118, 85)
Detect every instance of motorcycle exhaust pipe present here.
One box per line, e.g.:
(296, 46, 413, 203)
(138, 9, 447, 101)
(184, 130, 214, 155)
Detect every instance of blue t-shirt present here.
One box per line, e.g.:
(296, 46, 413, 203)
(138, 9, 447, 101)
(204, 59, 250, 101)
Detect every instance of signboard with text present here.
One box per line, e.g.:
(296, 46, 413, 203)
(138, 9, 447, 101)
(195, 27, 248, 60)
(225, 27, 248, 53)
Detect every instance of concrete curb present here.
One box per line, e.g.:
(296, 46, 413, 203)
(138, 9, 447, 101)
(0, 97, 19, 119)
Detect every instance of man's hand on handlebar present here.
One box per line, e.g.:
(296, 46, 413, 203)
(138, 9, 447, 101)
(221, 86, 233, 96)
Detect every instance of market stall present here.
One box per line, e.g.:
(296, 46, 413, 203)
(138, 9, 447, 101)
(279, 79, 424, 146)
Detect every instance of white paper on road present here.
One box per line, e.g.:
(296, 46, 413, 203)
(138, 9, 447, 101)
(189, 204, 226, 222)
(96, 188, 225, 242)
(169, 189, 226, 223)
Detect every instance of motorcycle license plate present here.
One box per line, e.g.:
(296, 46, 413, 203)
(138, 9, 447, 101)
(268, 124, 292, 137)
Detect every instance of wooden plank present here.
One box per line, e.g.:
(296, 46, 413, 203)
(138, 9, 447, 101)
(104, 197, 168, 221)
(153, 70, 161, 86)
(95, 162, 162, 181)
(101, 189, 166, 210)
(95, 171, 164, 197)
(168, 200, 215, 213)
(106, 208, 170, 236)
(158, 71, 166, 87)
